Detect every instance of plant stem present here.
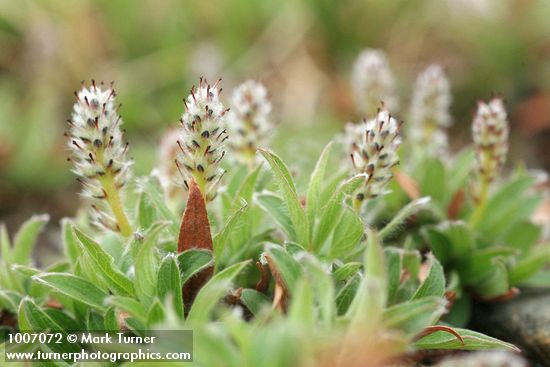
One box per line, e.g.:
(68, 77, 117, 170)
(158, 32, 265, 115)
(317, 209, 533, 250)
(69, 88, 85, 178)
(469, 176, 489, 228)
(353, 197, 363, 213)
(100, 175, 133, 237)
(193, 173, 207, 201)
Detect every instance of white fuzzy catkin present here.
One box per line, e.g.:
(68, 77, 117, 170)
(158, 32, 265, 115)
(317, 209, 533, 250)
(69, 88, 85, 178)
(67, 81, 132, 232)
(409, 64, 452, 153)
(227, 80, 273, 163)
(176, 77, 228, 201)
(472, 97, 509, 182)
(349, 107, 402, 201)
(352, 49, 398, 117)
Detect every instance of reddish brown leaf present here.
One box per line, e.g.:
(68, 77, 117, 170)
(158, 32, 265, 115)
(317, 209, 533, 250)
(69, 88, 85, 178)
(393, 169, 421, 200)
(413, 325, 465, 345)
(0, 310, 16, 328)
(442, 291, 457, 316)
(255, 261, 270, 293)
(447, 189, 465, 220)
(178, 179, 214, 311)
(178, 179, 213, 252)
(265, 254, 288, 312)
(44, 298, 63, 309)
(479, 287, 520, 303)
(513, 92, 550, 136)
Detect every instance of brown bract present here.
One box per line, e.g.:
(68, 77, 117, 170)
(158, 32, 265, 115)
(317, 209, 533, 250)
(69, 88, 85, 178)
(393, 169, 420, 200)
(178, 179, 214, 311)
(447, 189, 465, 220)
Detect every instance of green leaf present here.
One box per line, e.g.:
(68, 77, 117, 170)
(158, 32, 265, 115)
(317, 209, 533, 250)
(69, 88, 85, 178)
(429, 221, 474, 261)
(178, 248, 214, 286)
(187, 260, 251, 323)
(509, 246, 550, 285)
(232, 164, 262, 209)
(0, 290, 20, 313)
(265, 244, 302, 292)
(422, 227, 451, 264)
(43, 309, 82, 331)
(157, 253, 184, 318)
(328, 205, 364, 259)
(411, 254, 445, 300)
(333, 262, 362, 283)
(346, 229, 386, 326)
(483, 194, 542, 241)
(147, 299, 165, 326)
(12, 214, 49, 265)
(60, 219, 79, 265)
(213, 202, 248, 263)
(18, 298, 63, 333)
(259, 149, 309, 248)
(136, 191, 157, 229)
(239, 289, 270, 316)
(11, 263, 40, 277)
(379, 197, 431, 240)
(1, 223, 11, 263)
(335, 273, 360, 315)
(138, 175, 179, 236)
(385, 248, 402, 305)
(107, 296, 148, 324)
(458, 247, 516, 285)
(503, 221, 542, 252)
(256, 192, 296, 239)
(519, 270, 550, 287)
(473, 259, 509, 298)
(448, 148, 476, 196)
(133, 221, 168, 307)
(313, 174, 365, 251)
(289, 279, 315, 329)
(414, 327, 519, 352)
(33, 273, 109, 311)
(477, 176, 535, 232)
(73, 227, 135, 297)
(303, 256, 335, 326)
(104, 306, 119, 331)
(226, 164, 249, 197)
(306, 142, 333, 230)
(419, 158, 446, 203)
(383, 297, 446, 337)
(86, 311, 105, 331)
(365, 229, 386, 281)
(18, 298, 79, 355)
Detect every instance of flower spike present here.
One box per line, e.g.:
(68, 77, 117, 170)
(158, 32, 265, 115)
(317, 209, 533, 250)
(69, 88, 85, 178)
(409, 64, 452, 153)
(67, 81, 133, 236)
(176, 77, 228, 201)
(227, 80, 273, 164)
(348, 106, 402, 208)
(472, 97, 509, 183)
(352, 49, 398, 117)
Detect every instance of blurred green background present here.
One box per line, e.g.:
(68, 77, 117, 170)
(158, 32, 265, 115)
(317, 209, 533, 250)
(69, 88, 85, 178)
(1, 0, 550, 231)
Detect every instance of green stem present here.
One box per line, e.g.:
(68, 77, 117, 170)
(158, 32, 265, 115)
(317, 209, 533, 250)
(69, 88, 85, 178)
(353, 197, 363, 213)
(469, 177, 489, 228)
(101, 175, 133, 237)
(193, 173, 207, 201)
